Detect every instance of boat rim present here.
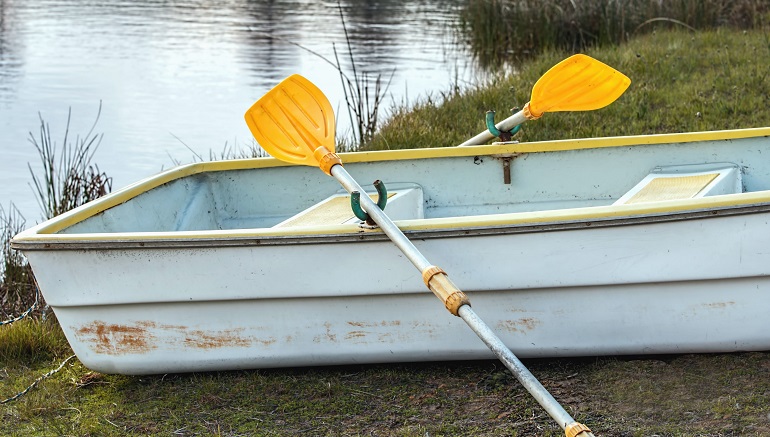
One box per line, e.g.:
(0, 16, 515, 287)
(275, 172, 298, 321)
(11, 199, 770, 250)
(11, 127, 770, 249)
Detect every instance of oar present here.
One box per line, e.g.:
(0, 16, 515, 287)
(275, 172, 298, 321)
(458, 54, 630, 146)
(244, 75, 595, 437)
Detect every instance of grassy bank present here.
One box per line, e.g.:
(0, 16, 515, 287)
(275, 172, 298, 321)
(3, 335, 770, 436)
(366, 27, 770, 150)
(3, 27, 770, 436)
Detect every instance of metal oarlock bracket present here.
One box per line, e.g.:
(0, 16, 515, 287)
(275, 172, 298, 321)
(351, 180, 388, 226)
(486, 108, 522, 142)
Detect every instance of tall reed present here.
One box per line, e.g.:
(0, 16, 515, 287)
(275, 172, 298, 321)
(2, 104, 113, 323)
(460, 0, 769, 67)
(0, 204, 34, 320)
(28, 103, 112, 221)
(244, 3, 392, 151)
(333, 3, 394, 150)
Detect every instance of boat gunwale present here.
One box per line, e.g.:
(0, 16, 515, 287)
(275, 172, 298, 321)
(11, 127, 770, 248)
(12, 197, 770, 251)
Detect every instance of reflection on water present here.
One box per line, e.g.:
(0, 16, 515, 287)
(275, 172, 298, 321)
(0, 0, 477, 222)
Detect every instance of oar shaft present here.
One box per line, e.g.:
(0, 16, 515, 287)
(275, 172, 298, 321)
(457, 108, 529, 147)
(330, 165, 432, 272)
(458, 305, 593, 436)
(330, 163, 592, 437)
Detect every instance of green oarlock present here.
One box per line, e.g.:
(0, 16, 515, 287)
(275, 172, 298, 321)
(485, 109, 521, 142)
(351, 180, 388, 225)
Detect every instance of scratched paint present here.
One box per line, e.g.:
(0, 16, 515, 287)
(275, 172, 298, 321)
(184, 328, 275, 349)
(346, 320, 402, 327)
(312, 322, 338, 344)
(702, 301, 736, 309)
(497, 317, 541, 334)
(75, 320, 275, 355)
(343, 320, 428, 343)
(345, 331, 367, 339)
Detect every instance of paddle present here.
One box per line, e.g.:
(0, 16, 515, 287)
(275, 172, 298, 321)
(245, 75, 595, 437)
(458, 54, 631, 146)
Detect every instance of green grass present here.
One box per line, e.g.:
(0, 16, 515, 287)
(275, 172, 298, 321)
(3, 326, 770, 436)
(0, 317, 69, 365)
(459, 0, 768, 68)
(365, 27, 770, 150)
(3, 27, 770, 436)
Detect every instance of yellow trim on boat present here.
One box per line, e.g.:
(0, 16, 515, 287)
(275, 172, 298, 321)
(405, 190, 770, 231)
(13, 127, 770, 242)
(340, 127, 770, 161)
(15, 190, 770, 243)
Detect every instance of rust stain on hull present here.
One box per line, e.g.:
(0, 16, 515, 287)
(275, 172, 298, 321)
(184, 328, 275, 349)
(497, 317, 541, 334)
(75, 320, 276, 355)
(345, 331, 367, 340)
(343, 320, 403, 342)
(76, 321, 157, 354)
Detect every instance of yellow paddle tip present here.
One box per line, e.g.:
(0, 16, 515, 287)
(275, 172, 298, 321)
(244, 74, 337, 168)
(528, 54, 631, 117)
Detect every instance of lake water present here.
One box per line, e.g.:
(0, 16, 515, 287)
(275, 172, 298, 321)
(0, 0, 479, 223)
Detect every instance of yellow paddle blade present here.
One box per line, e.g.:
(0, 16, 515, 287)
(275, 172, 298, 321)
(527, 54, 631, 118)
(244, 74, 336, 167)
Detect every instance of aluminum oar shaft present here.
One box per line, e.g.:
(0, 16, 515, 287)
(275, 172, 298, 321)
(331, 165, 432, 272)
(330, 164, 593, 437)
(458, 305, 588, 432)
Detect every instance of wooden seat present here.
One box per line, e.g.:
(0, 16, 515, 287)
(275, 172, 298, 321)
(274, 185, 423, 228)
(614, 164, 742, 205)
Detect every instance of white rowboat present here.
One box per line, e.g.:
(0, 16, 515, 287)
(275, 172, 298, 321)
(12, 127, 770, 375)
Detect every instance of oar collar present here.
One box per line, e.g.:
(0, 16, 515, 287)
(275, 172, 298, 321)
(314, 146, 342, 175)
(522, 102, 543, 120)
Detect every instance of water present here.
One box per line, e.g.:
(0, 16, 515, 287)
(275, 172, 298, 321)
(0, 0, 478, 224)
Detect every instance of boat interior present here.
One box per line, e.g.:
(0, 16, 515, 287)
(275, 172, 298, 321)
(39, 129, 770, 237)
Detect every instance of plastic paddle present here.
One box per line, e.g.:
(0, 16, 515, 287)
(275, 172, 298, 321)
(458, 54, 631, 146)
(244, 74, 595, 437)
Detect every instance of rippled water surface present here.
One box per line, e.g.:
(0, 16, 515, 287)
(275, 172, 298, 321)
(0, 0, 476, 222)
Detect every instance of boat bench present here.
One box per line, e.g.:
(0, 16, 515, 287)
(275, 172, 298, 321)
(274, 184, 424, 227)
(613, 163, 742, 205)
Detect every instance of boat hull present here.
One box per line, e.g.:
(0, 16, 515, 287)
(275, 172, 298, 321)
(13, 128, 770, 374)
(25, 206, 770, 374)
